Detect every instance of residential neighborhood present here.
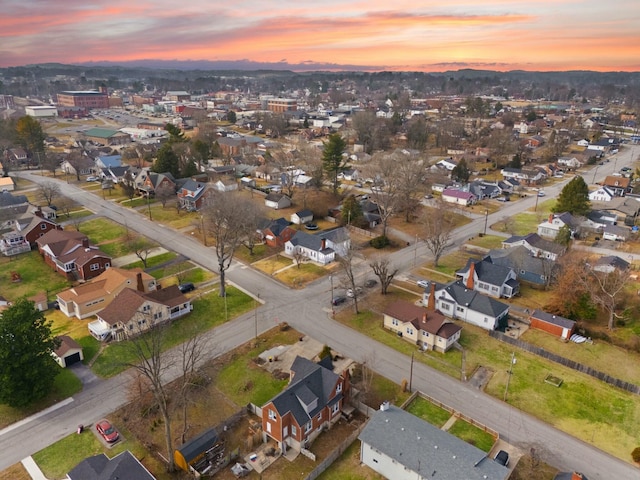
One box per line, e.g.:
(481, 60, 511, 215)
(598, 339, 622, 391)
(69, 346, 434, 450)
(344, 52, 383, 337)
(0, 66, 639, 480)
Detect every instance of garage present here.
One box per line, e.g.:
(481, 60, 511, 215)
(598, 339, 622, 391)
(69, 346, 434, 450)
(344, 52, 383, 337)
(53, 335, 84, 368)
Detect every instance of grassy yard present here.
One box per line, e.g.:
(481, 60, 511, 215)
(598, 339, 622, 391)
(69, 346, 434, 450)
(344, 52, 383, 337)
(275, 262, 327, 288)
(446, 419, 496, 452)
(315, 441, 385, 480)
(465, 234, 505, 250)
(77, 217, 131, 257)
(0, 251, 71, 301)
(252, 254, 294, 275)
(91, 286, 253, 377)
(405, 395, 453, 427)
(121, 251, 177, 270)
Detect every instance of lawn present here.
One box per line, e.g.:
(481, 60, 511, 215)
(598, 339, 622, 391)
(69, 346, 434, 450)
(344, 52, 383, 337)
(446, 419, 496, 452)
(91, 286, 253, 377)
(0, 251, 70, 301)
(121, 251, 177, 270)
(275, 262, 327, 288)
(76, 217, 131, 257)
(146, 205, 198, 229)
(155, 263, 213, 285)
(405, 395, 453, 427)
(315, 441, 385, 480)
(465, 234, 505, 250)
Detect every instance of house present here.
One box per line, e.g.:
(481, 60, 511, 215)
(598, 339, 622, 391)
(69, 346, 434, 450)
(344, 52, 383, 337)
(435, 157, 458, 171)
(319, 227, 350, 257)
(67, 450, 156, 480)
(486, 247, 556, 286)
(589, 186, 615, 202)
(0, 231, 30, 256)
(468, 181, 500, 200)
(557, 156, 582, 170)
(602, 224, 629, 242)
(213, 178, 238, 192)
(83, 127, 131, 146)
(176, 180, 215, 212)
(258, 218, 297, 248)
(30, 204, 56, 221)
(601, 176, 631, 197)
(290, 209, 313, 225)
(261, 356, 350, 453)
(593, 196, 640, 226)
(359, 403, 509, 480)
(585, 210, 617, 231)
(285, 231, 335, 265)
(94, 154, 122, 170)
(7, 147, 28, 165)
(0, 176, 15, 191)
(554, 472, 589, 480)
(265, 193, 292, 210)
(6, 212, 61, 248)
(422, 280, 510, 331)
(53, 335, 84, 367)
(0, 190, 28, 211)
(529, 310, 576, 340)
(441, 188, 477, 206)
(56, 268, 157, 319)
(36, 229, 112, 281)
(501, 167, 545, 185)
(137, 170, 176, 197)
(61, 156, 95, 177)
(456, 258, 519, 298)
(382, 300, 461, 353)
(593, 255, 630, 273)
(537, 212, 580, 239)
(502, 232, 565, 261)
(88, 285, 191, 341)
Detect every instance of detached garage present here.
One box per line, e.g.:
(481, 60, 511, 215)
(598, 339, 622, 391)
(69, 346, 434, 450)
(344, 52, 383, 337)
(529, 309, 576, 340)
(53, 335, 84, 367)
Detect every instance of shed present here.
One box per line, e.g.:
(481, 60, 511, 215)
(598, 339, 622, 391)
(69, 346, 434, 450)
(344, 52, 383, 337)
(290, 209, 313, 225)
(53, 335, 84, 367)
(174, 428, 219, 473)
(529, 309, 576, 340)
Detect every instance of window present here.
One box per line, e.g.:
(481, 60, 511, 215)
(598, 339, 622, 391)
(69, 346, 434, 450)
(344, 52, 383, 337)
(336, 383, 342, 393)
(90, 263, 100, 271)
(422, 331, 429, 337)
(491, 286, 499, 293)
(332, 403, 339, 415)
(268, 409, 276, 421)
(317, 413, 322, 422)
(143, 305, 150, 312)
(441, 303, 450, 311)
(456, 306, 464, 313)
(406, 327, 413, 335)
(291, 425, 297, 436)
(392, 318, 398, 326)
(40, 223, 47, 230)
(305, 422, 312, 433)
(478, 281, 489, 290)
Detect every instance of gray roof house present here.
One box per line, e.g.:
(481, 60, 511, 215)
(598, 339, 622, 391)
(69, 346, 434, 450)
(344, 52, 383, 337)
(291, 209, 313, 225)
(486, 246, 556, 286)
(423, 280, 510, 331)
(265, 192, 292, 210)
(537, 212, 580, 239)
(359, 403, 509, 480)
(67, 450, 156, 480)
(593, 255, 630, 273)
(502, 232, 565, 260)
(456, 258, 519, 298)
(285, 231, 335, 265)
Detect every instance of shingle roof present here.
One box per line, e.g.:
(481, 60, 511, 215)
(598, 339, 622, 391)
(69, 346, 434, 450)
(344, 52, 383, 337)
(68, 451, 156, 480)
(358, 405, 509, 480)
(531, 309, 576, 330)
(457, 258, 513, 287)
(440, 280, 509, 317)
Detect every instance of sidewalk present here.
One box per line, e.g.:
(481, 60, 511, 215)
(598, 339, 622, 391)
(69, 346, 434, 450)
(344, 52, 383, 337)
(21, 456, 48, 480)
(111, 247, 168, 267)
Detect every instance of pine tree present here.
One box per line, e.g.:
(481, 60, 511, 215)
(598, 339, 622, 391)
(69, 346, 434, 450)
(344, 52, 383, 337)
(553, 175, 590, 216)
(322, 133, 348, 194)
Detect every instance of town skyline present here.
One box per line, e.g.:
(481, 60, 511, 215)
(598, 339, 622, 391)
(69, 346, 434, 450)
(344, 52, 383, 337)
(2, 0, 640, 72)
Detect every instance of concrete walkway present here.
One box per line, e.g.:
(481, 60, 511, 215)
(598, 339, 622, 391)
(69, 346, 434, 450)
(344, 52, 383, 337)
(21, 456, 48, 480)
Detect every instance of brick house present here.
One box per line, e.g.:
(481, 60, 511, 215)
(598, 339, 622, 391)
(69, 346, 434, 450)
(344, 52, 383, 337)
(261, 356, 350, 453)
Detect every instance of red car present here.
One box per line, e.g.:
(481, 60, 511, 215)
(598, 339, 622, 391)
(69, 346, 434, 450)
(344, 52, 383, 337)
(96, 419, 119, 443)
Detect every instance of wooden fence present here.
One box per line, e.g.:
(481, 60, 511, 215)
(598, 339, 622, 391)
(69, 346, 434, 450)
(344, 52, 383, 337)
(304, 423, 366, 480)
(489, 330, 640, 395)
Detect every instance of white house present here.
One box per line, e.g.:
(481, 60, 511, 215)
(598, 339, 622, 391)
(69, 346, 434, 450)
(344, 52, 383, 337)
(285, 231, 335, 265)
(589, 186, 615, 202)
(359, 403, 509, 480)
(422, 280, 510, 331)
(213, 178, 238, 192)
(537, 212, 579, 239)
(456, 258, 519, 299)
(290, 209, 313, 225)
(264, 193, 291, 210)
(441, 188, 477, 206)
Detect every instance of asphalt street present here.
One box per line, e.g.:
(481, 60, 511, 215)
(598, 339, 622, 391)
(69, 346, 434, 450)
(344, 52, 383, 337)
(2, 146, 639, 479)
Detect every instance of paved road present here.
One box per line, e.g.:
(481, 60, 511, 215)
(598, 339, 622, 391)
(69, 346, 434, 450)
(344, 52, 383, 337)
(2, 149, 639, 479)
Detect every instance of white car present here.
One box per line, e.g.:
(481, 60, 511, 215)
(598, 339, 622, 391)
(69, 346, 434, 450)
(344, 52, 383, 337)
(346, 287, 362, 298)
(86, 176, 99, 182)
(416, 280, 430, 289)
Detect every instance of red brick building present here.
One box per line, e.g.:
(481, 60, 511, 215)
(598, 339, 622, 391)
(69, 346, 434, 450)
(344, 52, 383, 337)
(57, 89, 109, 109)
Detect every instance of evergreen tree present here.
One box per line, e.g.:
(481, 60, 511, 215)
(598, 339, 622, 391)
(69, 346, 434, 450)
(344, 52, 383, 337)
(451, 158, 471, 184)
(322, 133, 348, 194)
(153, 144, 180, 177)
(553, 175, 590, 216)
(341, 195, 364, 227)
(226, 110, 237, 124)
(164, 123, 186, 143)
(0, 298, 59, 407)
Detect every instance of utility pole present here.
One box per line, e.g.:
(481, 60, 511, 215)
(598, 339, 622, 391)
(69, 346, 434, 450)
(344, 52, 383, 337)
(503, 352, 516, 402)
(254, 294, 260, 341)
(413, 233, 418, 266)
(409, 352, 414, 393)
(330, 274, 335, 317)
(483, 209, 488, 235)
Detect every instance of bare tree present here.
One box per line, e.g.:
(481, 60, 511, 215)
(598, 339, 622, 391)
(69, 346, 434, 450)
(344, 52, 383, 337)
(363, 152, 402, 237)
(38, 181, 61, 207)
(369, 257, 398, 295)
(336, 234, 359, 313)
(177, 330, 210, 443)
(582, 263, 630, 330)
(128, 237, 157, 268)
(120, 323, 176, 472)
(65, 150, 87, 181)
(155, 182, 175, 208)
(293, 250, 306, 269)
(420, 199, 455, 267)
(351, 110, 377, 154)
(203, 192, 257, 296)
(393, 152, 428, 222)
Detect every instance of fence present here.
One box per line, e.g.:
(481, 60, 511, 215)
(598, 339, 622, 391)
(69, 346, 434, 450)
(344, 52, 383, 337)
(489, 330, 640, 395)
(304, 423, 366, 480)
(346, 224, 376, 238)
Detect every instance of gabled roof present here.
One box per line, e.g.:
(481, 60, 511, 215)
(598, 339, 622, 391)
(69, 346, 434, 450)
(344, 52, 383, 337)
(263, 217, 292, 236)
(68, 451, 156, 480)
(486, 246, 551, 278)
(457, 258, 513, 286)
(54, 335, 81, 357)
(288, 231, 333, 254)
(502, 233, 565, 255)
(358, 405, 509, 480)
(294, 209, 313, 218)
(439, 280, 509, 317)
(97, 285, 187, 326)
(318, 227, 349, 243)
(594, 255, 630, 271)
(442, 188, 476, 200)
(530, 309, 576, 330)
(265, 192, 290, 202)
(84, 127, 120, 138)
(0, 191, 27, 208)
(57, 267, 154, 304)
(268, 356, 340, 427)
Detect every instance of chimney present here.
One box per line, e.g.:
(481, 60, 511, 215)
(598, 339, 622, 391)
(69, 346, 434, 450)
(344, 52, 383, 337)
(380, 401, 390, 411)
(427, 282, 436, 311)
(571, 473, 583, 480)
(136, 272, 144, 292)
(548, 213, 554, 223)
(466, 262, 475, 290)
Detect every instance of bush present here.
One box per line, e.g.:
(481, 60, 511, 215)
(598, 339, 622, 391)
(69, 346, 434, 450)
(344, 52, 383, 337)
(370, 235, 390, 249)
(632, 446, 640, 463)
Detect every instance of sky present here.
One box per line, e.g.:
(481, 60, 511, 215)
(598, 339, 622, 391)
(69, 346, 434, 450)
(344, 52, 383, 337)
(2, 0, 640, 72)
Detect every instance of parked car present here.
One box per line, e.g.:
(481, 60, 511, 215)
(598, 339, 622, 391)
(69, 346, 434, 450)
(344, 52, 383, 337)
(537, 190, 545, 197)
(416, 279, 430, 289)
(494, 450, 509, 467)
(96, 419, 119, 443)
(364, 279, 378, 288)
(331, 296, 346, 306)
(86, 176, 99, 182)
(178, 282, 195, 293)
(346, 287, 363, 298)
